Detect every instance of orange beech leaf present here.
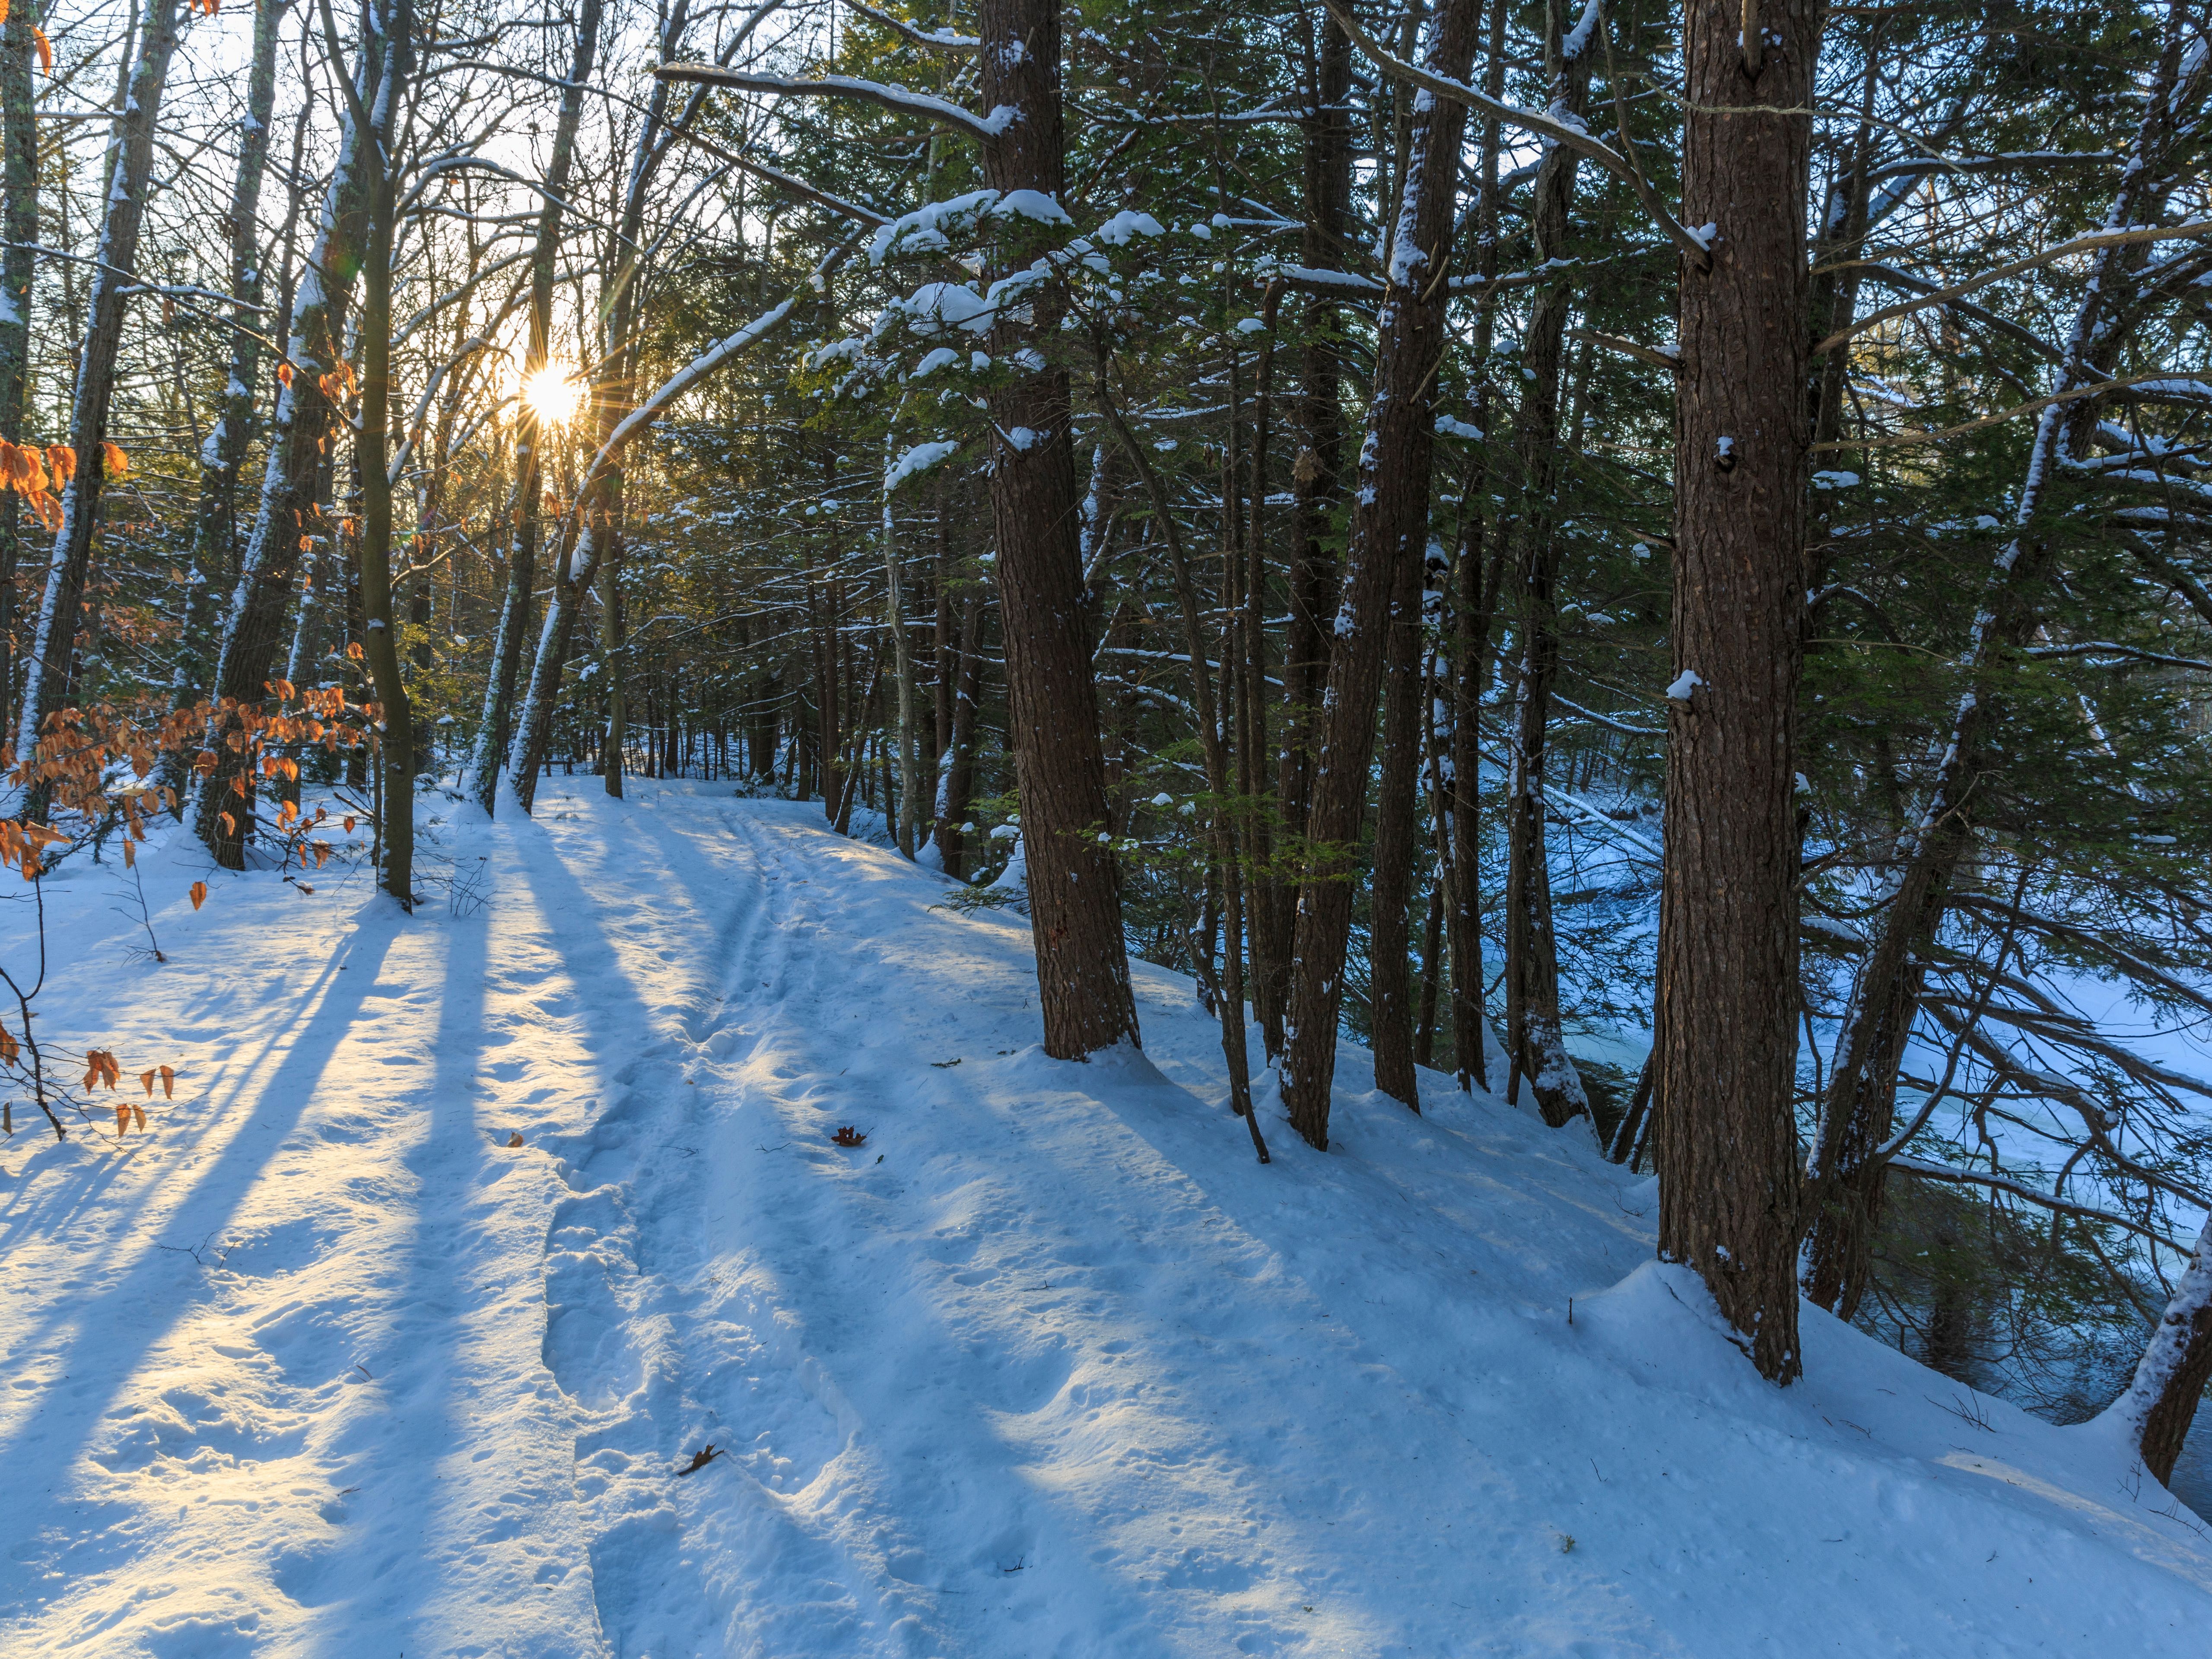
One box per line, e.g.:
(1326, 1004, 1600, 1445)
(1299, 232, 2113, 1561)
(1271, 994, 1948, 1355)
(140, 1070, 155, 1096)
(343, 816, 357, 834)
(132, 1104, 146, 1131)
(115, 1103, 130, 1137)
(229, 774, 247, 798)
(0, 1028, 17, 1064)
(122, 839, 134, 869)
(193, 750, 216, 772)
(159, 1065, 176, 1099)
(32, 25, 50, 73)
(99, 441, 127, 477)
(0, 3, 12, 32)
(311, 841, 331, 868)
(45, 444, 73, 483)
(345, 642, 365, 661)
(281, 759, 299, 781)
(216, 811, 235, 836)
(276, 362, 294, 387)
(189, 880, 207, 910)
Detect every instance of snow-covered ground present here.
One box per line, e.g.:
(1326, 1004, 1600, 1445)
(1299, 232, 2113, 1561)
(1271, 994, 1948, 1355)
(4, 782, 2209, 1656)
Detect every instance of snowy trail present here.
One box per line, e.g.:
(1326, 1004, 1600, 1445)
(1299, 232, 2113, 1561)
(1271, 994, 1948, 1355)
(5, 783, 2212, 1656)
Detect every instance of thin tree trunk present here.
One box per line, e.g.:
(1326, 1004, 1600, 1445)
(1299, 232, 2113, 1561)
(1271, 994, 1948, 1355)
(598, 541, 625, 798)
(1367, 523, 1427, 1108)
(1499, 0, 1595, 1128)
(882, 410, 922, 855)
(1267, 7, 1354, 1054)
(977, 0, 1140, 1056)
(13, 0, 184, 791)
(935, 588, 983, 876)
(1280, 0, 1481, 1150)
(470, 0, 600, 813)
(195, 30, 377, 861)
(1651, 0, 1819, 1384)
(347, 0, 415, 905)
(0, 0, 41, 743)
(1446, 0, 1509, 1095)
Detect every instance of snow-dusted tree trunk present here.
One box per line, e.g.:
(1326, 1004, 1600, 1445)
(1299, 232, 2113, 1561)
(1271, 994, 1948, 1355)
(1280, 0, 1483, 1150)
(1650, 0, 1821, 1384)
(2102, 1214, 2212, 1486)
(169, 0, 288, 731)
(352, 0, 418, 904)
(1262, 7, 1354, 1055)
(12, 0, 184, 793)
(468, 0, 600, 815)
(194, 36, 377, 864)
(1800, 21, 2207, 1319)
(0, 0, 39, 742)
(976, 0, 1141, 1057)
(1500, 0, 1596, 1129)
(1445, 0, 1509, 1096)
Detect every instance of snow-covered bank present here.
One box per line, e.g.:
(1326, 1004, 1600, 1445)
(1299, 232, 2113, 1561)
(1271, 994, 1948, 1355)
(3, 783, 2208, 1655)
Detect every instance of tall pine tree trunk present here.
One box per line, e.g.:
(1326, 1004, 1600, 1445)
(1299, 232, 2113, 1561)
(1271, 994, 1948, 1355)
(1265, 9, 1354, 1055)
(1651, 0, 1818, 1383)
(1500, 0, 1595, 1128)
(348, 0, 415, 905)
(977, 0, 1140, 1056)
(1281, 0, 1481, 1149)
(1445, 0, 1510, 1095)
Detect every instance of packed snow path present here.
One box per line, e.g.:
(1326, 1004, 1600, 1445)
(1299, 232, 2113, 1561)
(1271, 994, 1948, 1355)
(4, 785, 2209, 1656)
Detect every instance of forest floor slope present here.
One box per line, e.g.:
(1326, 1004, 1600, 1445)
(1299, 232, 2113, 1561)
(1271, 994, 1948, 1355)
(2, 782, 2207, 1656)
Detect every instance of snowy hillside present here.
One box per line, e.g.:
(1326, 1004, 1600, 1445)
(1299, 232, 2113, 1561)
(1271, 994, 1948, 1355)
(3, 784, 2208, 1656)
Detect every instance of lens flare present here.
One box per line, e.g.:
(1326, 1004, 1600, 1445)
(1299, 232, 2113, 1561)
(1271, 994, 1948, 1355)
(523, 366, 584, 427)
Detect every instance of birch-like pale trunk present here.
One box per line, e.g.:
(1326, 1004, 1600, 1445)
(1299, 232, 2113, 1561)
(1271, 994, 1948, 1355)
(468, 0, 601, 814)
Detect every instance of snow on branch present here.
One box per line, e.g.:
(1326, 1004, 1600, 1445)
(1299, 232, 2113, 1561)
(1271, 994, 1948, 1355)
(568, 237, 863, 531)
(654, 63, 1012, 143)
(1322, 0, 1712, 270)
(843, 0, 979, 52)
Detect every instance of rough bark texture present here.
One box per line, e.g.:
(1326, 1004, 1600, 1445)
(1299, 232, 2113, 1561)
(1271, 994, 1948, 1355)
(196, 37, 376, 863)
(1500, 0, 1593, 1128)
(977, 0, 1140, 1057)
(354, 0, 416, 905)
(934, 588, 983, 876)
(1651, 0, 1818, 1383)
(1280, 0, 1481, 1150)
(470, 0, 600, 814)
(1445, 0, 1510, 1095)
(1263, 10, 1354, 1055)
(0, 0, 38, 743)
(14, 0, 184, 782)
(1365, 538, 1426, 1109)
